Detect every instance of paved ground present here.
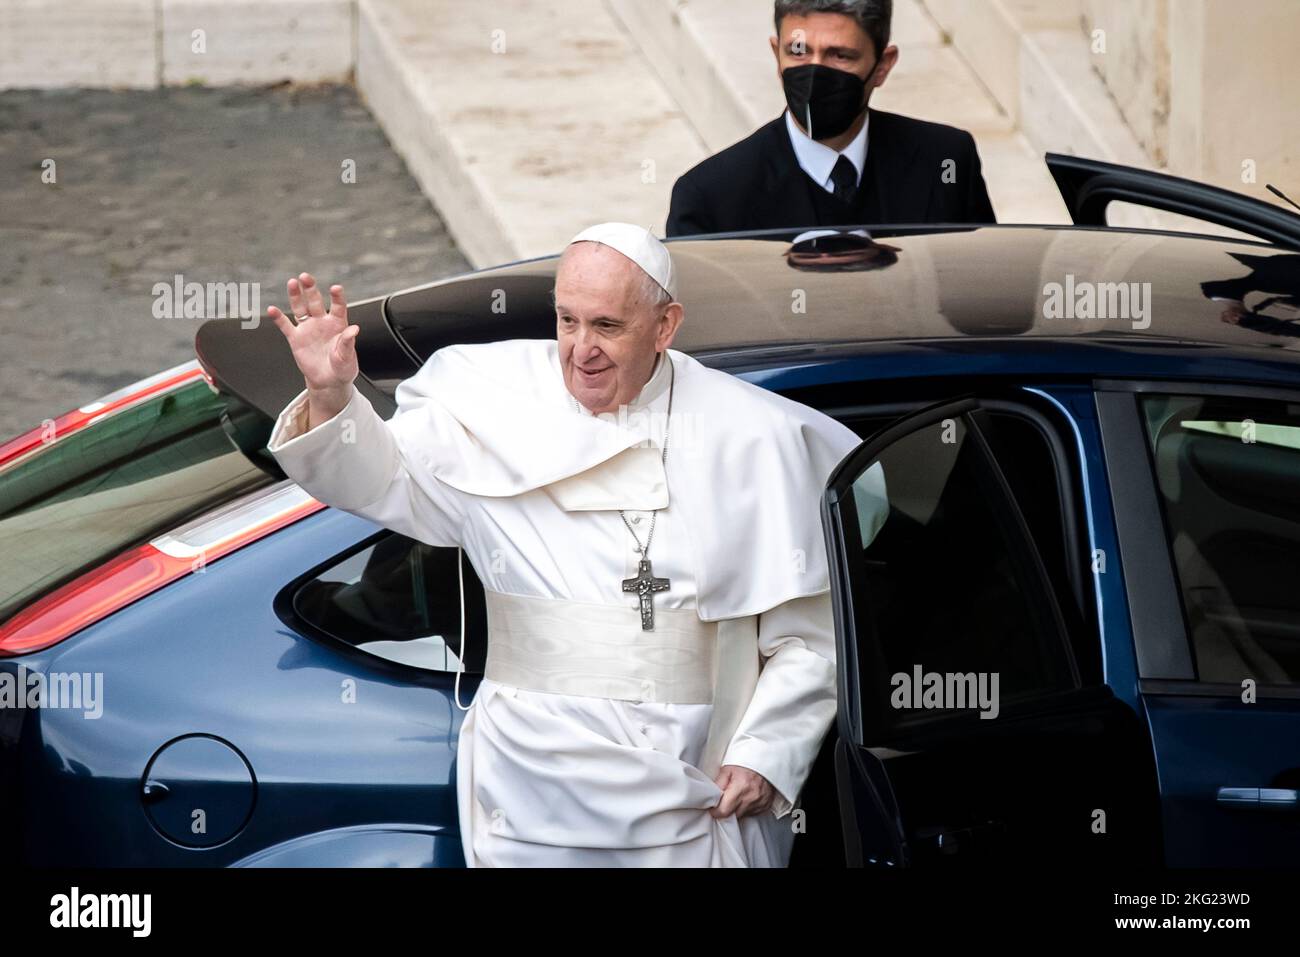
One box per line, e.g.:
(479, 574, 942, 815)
(0, 83, 469, 441)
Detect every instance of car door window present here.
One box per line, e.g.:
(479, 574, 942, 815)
(292, 534, 488, 674)
(832, 401, 1096, 679)
(830, 404, 1080, 743)
(1104, 202, 1262, 244)
(1048, 153, 1300, 249)
(1141, 394, 1300, 685)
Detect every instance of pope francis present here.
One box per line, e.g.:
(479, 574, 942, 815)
(264, 222, 887, 867)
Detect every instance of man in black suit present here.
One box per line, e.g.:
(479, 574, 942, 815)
(666, 0, 996, 237)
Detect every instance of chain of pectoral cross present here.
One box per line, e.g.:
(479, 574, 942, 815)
(571, 353, 675, 630)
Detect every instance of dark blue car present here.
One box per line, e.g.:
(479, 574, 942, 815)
(4, 156, 1300, 867)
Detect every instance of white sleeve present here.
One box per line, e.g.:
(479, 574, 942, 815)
(267, 383, 466, 548)
(719, 590, 838, 820)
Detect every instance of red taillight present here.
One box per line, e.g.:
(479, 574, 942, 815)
(0, 546, 183, 656)
(0, 489, 325, 657)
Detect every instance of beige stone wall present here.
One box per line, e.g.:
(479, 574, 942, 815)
(1169, 0, 1300, 195)
(1082, 0, 1300, 202)
(1082, 0, 1170, 165)
(0, 0, 353, 90)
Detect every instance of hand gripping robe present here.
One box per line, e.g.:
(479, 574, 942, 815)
(267, 337, 887, 866)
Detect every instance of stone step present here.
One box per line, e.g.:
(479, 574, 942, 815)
(923, 0, 1147, 166)
(355, 0, 707, 268)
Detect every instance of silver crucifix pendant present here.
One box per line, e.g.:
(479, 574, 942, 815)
(622, 557, 670, 630)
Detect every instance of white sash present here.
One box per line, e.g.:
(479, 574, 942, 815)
(483, 589, 717, 703)
(480, 588, 761, 780)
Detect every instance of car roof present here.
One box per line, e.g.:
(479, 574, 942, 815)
(196, 224, 1300, 428)
(384, 225, 1300, 362)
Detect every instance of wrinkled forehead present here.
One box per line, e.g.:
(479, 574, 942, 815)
(554, 242, 644, 304)
(558, 239, 638, 272)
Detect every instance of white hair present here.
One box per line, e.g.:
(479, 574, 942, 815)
(635, 269, 674, 311)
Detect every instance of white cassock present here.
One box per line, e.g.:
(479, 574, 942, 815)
(267, 338, 887, 867)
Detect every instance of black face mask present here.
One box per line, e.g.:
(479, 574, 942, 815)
(781, 62, 874, 140)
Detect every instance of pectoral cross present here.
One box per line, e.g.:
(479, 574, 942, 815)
(623, 557, 670, 630)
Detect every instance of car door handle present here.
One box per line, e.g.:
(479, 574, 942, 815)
(1216, 787, 1298, 810)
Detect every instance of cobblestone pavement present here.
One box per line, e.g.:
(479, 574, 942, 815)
(0, 83, 470, 440)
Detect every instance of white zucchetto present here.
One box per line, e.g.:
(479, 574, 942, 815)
(567, 222, 678, 301)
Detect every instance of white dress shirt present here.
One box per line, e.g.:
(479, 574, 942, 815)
(784, 107, 870, 194)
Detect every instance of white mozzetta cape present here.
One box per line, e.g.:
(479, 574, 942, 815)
(375, 338, 866, 620)
(267, 338, 887, 865)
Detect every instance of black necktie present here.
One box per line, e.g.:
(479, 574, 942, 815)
(830, 155, 859, 204)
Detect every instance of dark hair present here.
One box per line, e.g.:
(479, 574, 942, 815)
(774, 0, 892, 60)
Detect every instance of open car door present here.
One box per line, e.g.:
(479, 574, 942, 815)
(1047, 153, 1300, 250)
(822, 397, 1162, 867)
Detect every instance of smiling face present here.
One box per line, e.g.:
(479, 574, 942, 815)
(554, 242, 683, 415)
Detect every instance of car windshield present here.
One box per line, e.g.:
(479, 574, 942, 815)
(0, 378, 275, 625)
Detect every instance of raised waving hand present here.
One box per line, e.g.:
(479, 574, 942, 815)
(268, 272, 360, 425)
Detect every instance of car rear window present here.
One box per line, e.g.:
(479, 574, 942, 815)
(0, 379, 275, 624)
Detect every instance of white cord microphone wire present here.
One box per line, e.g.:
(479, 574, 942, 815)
(453, 545, 471, 711)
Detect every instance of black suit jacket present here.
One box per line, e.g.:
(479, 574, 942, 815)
(666, 109, 997, 237)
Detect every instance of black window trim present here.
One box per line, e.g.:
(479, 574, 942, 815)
(273, 527, 486, 691)
(1095, 377, 1300, 698)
